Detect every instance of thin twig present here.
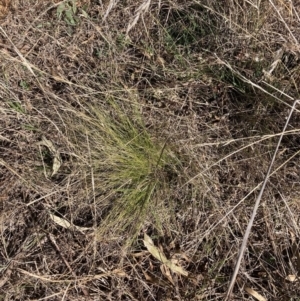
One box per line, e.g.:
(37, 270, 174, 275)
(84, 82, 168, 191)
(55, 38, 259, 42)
(225, 99, 300, 299)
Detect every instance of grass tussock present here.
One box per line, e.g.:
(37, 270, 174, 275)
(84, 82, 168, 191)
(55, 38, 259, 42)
(72, 97, 181, 241)
(0, 0, 300, 300)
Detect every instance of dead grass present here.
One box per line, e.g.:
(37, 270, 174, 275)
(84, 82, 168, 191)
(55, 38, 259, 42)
(0, 0, 300, 300)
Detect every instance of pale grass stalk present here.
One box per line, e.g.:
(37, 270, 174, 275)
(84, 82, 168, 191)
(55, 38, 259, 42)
(291, 0, 300, 22)
(280, 192, 300, 234)
(62, 283, 71, 301)
(184, 128, 300, 187)
(0, 26, 36, 76)
(191, 129, 300, 147)
(126, 0, 151, 35)
(86, 132, 98, 263)
(186, 147, 300, 253)
(225, 99, 300, 299)
(268, 0, 298, 44)
(194, 0, 260, 42)
(217, 56, 296, 109)
(244, 0, 259, 9)
(103, 0, 119, 21)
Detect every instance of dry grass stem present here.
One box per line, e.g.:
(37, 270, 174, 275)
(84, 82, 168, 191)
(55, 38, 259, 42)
(226, 99, 300, 299)
(1, 1, 300, 299)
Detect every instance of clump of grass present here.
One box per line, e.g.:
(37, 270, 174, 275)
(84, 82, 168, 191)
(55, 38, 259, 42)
(75, 97, 180, 243)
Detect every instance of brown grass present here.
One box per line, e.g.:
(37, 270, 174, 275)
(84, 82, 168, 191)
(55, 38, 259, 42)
(0, 0, 300, 300)
(0, 0, 9, 19)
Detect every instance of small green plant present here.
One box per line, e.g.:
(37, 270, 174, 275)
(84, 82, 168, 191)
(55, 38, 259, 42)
(164, 6, 215, 54)
(116, 34, 131, 50)
(22, 124, 39, 131)
(73, 97, 180, 243)
(57, 0, 89, 26)
(19, 80, 30, 90)
(8, 101, 26, 113)
(57, 0, 78, 26)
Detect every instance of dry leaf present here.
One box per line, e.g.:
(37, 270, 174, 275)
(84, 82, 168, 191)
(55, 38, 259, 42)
(49, 213, 91, 232)
(160, 264, 174, 285)
(143, 271, 168, 286)
(38, 136, 62, 176)
(112, 269, 127, 277)
(143, 234, 168, 261)
(131, 251, 148, 257)
(285, 275, 297, 282)
(143, 234, 188, 277)
(144, 272, 154, 282)
(165, 257, 188, 276)
(245, 287, 267, 301)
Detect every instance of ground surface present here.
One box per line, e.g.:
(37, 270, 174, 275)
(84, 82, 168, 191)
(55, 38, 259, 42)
(1, 1, 300, 300)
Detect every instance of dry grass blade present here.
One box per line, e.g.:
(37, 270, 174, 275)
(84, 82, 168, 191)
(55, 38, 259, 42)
(103, 0, 119, 20)
(144, 234, 188, 277)
(285, 275, 298, 282)
(38, 136, 62, 176)
(126, 0, 151, 35)
(268, 0, 298, 44)
(47, 233, 90, 297)
(18, 268, 125, 283)
(280, 193, 300, 274)
(0, 26, 36, 76)
(226, 99, 300, 299)
(49, 212, 91, 232)
(217, 56, 295, 108)
(245, 287, 267, 301)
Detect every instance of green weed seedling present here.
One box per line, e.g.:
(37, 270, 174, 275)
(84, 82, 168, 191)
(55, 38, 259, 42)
(19, 80, 30, 90)
(57, 0, 78, 26)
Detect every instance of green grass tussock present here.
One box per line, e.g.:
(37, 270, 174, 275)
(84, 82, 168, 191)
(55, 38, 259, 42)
(72, 97, 181, 242)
